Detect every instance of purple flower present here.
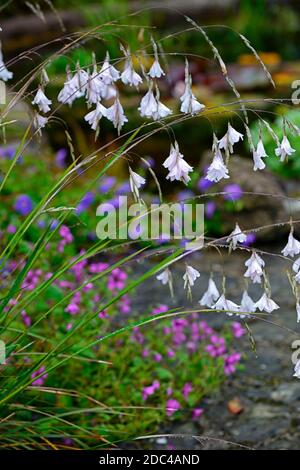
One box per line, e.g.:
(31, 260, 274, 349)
(177, 190, 194, 202)
(98, 176, 116, 193)
(166, 399, 181, 417)
(241, 233, 256, 246)
(224, 352, 241, 375)
(142, 380, 160, 400)
(223, 184, 243, 201)
(116, 182, 131, 195)
(55, 148, 67, 168)
(77, 192, 94, 214)
(205, 201, 216, 219)
(231, 321, 245, 338)
(7, 224, 16, 234)
(14, 195, 33, 216)
(198, 177, 214, 192)
(182, 382, 193, 399)
(0, 145, 16, 160)
(192, 408, 204, 420)
(31, 366, 48, 386)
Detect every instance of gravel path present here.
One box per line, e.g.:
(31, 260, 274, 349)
(130, 247, 300, 450)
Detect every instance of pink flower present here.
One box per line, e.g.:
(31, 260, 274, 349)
(224, 352, 241, 375)
(182, 382, 193, 399)
(142, 380, 160, 400)
(31, 366, 48, 386)
(192, 408, 204, 420)
(166, 399, 181, 416)
(205, 335, 226, 357)
(231, 321, 245, 338)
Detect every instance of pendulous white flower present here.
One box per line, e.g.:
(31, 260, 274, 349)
(281, 229, 300, 257)
(253, 139, 268, 171)
(86, 64, 105, 106)
(148, 59, 165, 78)
(58, 65, 89, 105)
(212, 294, 240, 317)
(163, 141, 193, 185)
(105, 97, 128, 134)
(294, 360, 300, 379)
(129, 167, 146, 200)
(121, 58, 143, 88)
(32, 87, 52, 113)
(275, 135, 295, 162)
(33, 113, 48, 133)
(139, 83, 172, 121)
(156, 268, 171, 285)
(244, 252, 265, 284)
(240, 290, 256, 316)
(219, 123, 243, 154)
(99, 52, 120, 85)
(0, 41, 13, 81)
(255, 292, 279, 313)
(294, 270, 300, 284)
(199, 278, 220, 307)
(183, 265, 200, 290)
(293, 256, 300, 273)
(227, 223, 247, 250)
(180, 66, 204, 115)
(296, 302, 300, 323)
(84, 101, 107, 131)
(206, 143, 230, 183)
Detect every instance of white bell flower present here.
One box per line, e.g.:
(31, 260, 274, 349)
(105, 97, 128, 134)
(163, 141, 193, 185)
(84, 101, 107, 131)
(206, 146, 229, 182)
(212, 294, 240, 317)
(281, 229, 300, 257)
(32, 88, 52, 113)
(129, 167, 146, 200)
(199, 278, 220, 307)
(183, 265, 200, 290)
(255, 292, 279, 313)
(240, 290, 256, 316)
(0, 42, 13, 81)
(99, 52, 120, 85)
(219, 123, 244, 154)
(227, 223, 247, 250)
(275, 136, 295, 162)
(244, 252, 265, 284)
(253, 139, 268, 171)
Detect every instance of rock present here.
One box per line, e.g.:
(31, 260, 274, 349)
(271, 383, 300, 404)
